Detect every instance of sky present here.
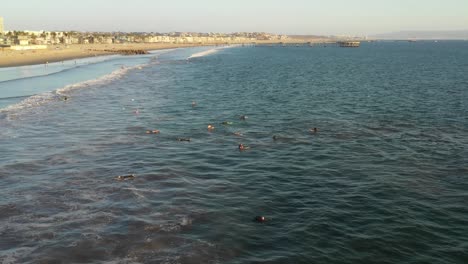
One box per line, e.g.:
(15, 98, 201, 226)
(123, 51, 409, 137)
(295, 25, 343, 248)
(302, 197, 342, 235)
(2, 0, 468, 35)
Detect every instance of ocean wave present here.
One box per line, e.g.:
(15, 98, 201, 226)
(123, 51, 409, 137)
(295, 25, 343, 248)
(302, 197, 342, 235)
(0, 95, 31, 101)
(187, 45, 237, 59)
(0, 55, 120, 83)
(0, 63, 148, 118)
(0, 68, 74, 85)
(56, 63, 146, 94)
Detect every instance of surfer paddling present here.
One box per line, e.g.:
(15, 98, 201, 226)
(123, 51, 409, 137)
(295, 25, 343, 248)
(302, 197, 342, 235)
(238, 144, 250, 151)
(309, 127, 318, 133)
(116, 174, 136, 181)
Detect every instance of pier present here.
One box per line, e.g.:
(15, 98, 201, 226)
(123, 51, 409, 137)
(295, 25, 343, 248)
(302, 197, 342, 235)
(241, 41, 362, 48)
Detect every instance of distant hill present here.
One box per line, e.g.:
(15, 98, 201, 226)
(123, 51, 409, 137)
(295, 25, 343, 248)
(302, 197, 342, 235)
(371, 30, 468, 40)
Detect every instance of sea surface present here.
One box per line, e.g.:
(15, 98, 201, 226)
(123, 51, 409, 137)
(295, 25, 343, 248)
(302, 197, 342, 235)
(1, 42, 468, 264)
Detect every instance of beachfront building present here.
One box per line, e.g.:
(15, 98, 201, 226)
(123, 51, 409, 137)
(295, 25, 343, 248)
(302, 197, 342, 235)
(0, 17, 4, 36)
(14, 35, 29, 45)
(23, 30, 44, 36)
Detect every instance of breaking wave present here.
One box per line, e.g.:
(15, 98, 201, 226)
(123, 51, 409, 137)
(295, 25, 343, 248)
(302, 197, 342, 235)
(0, 55, 119, 83)
(0, 63, 148, 118)
(187, 45, 237, 59)
(55, 64, 146, 95)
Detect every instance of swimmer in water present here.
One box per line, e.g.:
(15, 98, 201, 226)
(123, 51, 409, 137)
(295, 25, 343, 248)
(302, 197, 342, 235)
(207, 124, 215, 130)
(240, 115, 248, 120)
(146, 130, 160, 134)
(116, 174, 136, 181)
(309, 127, 318, 133)
(238, 144, 250, 151)
(254, 216, 267, 223)
(272, 135, 278, 141)
(192, 101, 197, 107)
(234, 132, 243, 136)
(134, 109, 139, 115)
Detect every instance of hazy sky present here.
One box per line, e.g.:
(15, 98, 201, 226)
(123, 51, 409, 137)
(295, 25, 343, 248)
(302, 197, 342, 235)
(2, 0, 468, 35)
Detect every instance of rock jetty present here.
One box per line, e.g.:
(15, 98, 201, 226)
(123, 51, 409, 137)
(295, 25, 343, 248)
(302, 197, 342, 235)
(90, 49, 149, 55)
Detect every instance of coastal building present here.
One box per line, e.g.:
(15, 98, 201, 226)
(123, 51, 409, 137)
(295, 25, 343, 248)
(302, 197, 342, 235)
(15, 35, 29, 45)
(0, 17, 4, 35)
(23, 30, 44, 36)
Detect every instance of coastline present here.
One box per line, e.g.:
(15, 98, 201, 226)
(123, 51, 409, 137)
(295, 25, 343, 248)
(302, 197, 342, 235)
(0, 39, 334, 68)
(0, 43, 207, 68)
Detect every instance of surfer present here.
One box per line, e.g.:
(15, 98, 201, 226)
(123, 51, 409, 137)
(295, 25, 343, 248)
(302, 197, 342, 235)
(254, 216, 267, 223)
(116, 174, 136, 181)
(239, 144, 250, 151)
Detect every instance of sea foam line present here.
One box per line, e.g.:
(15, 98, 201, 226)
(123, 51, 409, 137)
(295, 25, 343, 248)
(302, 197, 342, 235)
(56, 63, 146, 94)
(187, 45, 238, 59)
(0, 63, 147, 116)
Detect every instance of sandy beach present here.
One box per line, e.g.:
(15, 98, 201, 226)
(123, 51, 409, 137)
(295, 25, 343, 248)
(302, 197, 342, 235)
(0, 43, 206, 68)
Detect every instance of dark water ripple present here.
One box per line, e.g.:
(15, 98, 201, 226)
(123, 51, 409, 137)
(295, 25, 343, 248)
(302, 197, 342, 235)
(1, 42, 468, 263)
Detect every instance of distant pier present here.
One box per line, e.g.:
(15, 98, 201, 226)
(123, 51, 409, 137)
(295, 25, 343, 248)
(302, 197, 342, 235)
(243, 41, 362, 48)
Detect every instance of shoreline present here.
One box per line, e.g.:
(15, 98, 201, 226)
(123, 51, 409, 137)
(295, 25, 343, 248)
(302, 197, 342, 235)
(0, 39, 334, 68)
(0, 43, 210, 68)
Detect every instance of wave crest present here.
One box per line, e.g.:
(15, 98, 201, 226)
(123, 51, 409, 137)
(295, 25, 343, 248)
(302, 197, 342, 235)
(188, 45, 237, 59)
(0, 64, 147, 118)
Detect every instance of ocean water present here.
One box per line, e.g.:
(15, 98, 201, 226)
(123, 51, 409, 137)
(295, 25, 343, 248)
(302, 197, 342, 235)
(1, 42, 468, 264)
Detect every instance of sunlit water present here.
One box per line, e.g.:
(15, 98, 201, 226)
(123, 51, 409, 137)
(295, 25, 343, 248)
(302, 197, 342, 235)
(1, 42, 468, 264)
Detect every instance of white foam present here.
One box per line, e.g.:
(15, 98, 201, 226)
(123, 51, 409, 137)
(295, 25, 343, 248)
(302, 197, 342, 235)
(188, 45, 237, 59)
(188, 48, 221, 59)
(0, 93, 57, 115)
(0, 63, 147, 117)
(56, 63, 146, 95)
(123, 187, 161, 194)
